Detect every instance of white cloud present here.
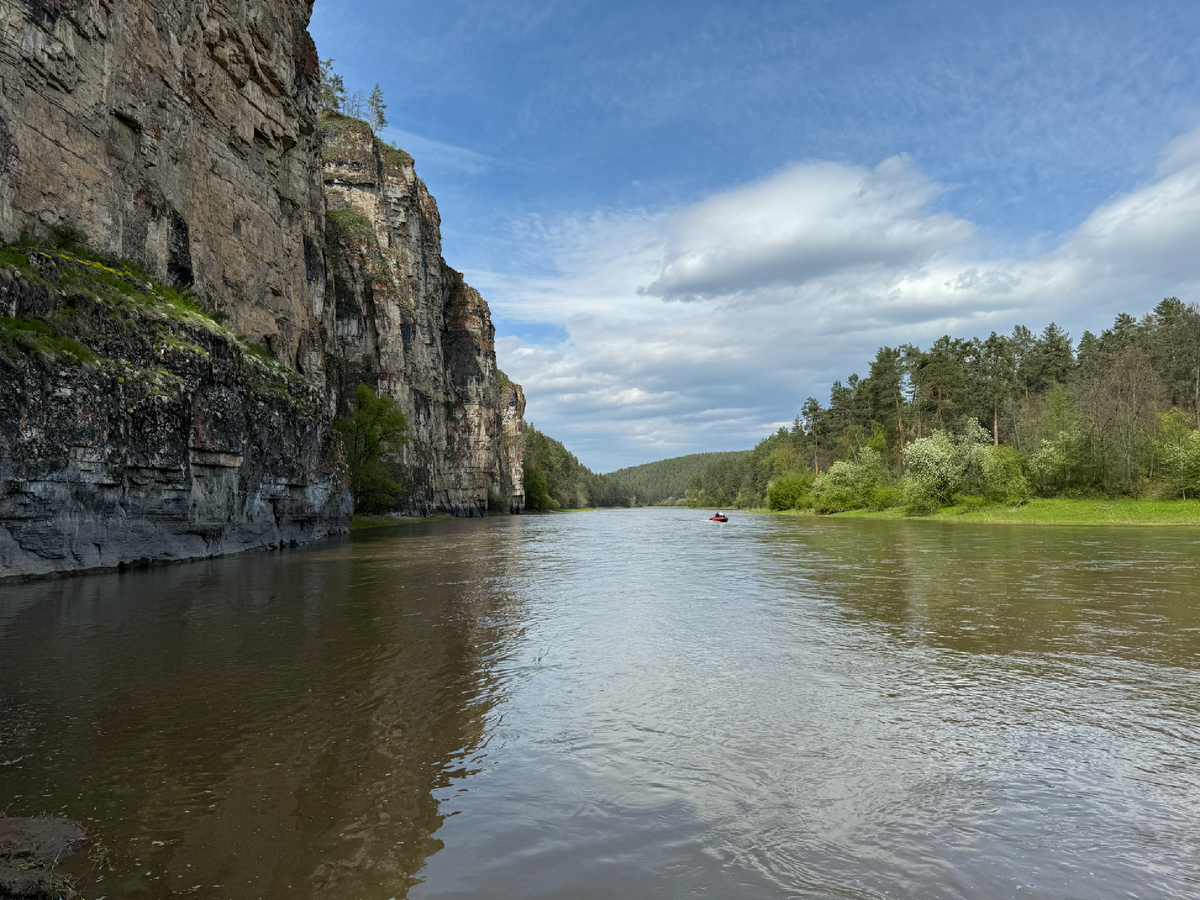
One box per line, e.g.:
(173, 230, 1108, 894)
(474, 126, 1200, 471)
(379, 127, 492, 176)
(643, 155, 975, 299)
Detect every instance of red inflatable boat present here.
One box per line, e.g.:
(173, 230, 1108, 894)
(710, 514, 728, 522)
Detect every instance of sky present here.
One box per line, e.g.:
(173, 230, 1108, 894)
(310, 0, 1200, 471)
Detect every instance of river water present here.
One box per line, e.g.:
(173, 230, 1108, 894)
(2, 508, 1200, 899)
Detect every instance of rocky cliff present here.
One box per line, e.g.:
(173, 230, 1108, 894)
(0, 248, 349, 579)
(0, 0, 328, 369)
(321, 117, 524, 515)
(0, 0, 525, 578)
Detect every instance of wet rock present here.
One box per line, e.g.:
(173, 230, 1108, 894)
(0, 817, 84, 899)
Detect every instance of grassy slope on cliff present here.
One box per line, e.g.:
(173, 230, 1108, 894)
(607, 451, 751, 506)
(0, 234, 323, 410)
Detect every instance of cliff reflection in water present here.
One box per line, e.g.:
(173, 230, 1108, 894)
(0, 519, 529, 898)
(6, 510, 1200, 900)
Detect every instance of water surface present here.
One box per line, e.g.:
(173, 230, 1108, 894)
(2, 509, 1200, 898)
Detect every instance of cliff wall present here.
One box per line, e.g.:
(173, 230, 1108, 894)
(322, 117, 524, 515)
(0, 0, 526, 578)
(0, 0, 330, 370)
(0, 250, 349, 579)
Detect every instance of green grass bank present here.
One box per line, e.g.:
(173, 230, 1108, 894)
(761, 498, 1200, 526)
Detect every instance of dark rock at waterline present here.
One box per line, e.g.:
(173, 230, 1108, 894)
(0, 818, 84, 899)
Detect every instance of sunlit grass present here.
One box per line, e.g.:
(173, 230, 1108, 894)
(826, 498, 1200, 525)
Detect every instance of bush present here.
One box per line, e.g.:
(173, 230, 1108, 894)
(325, 209, 377, 246)
(767, 472, 813, 510)
(869, 483, 903, 510)
(901, 478, 944, 516)
(811, 448, 887, 513)
(334, 384, 409, 514)
(955, 495, 989, 514)
(979, 444, 1030, 504)
(901, 432, 962, 507)
(1154, 409, 1200, 499)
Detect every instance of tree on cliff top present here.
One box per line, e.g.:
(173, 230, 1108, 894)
(335, 384, 410, 513)
(318, 58, 347, 115)
(369, 84, 388, 132)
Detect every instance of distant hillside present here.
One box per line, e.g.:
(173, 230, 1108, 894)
(607, 451, 751, 506)
(525, 425, 632, 509)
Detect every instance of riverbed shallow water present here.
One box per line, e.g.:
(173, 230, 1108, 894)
(3, 508, 1200, 899)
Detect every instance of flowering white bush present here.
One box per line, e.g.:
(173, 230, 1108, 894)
(901, 432, 963, 506)
(1155, 410, 1200, 498)
(899, 425, 1028, 512)
(811, 448, 888, 512)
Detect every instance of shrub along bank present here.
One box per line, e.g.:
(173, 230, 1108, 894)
(682, 297, 1200, 518)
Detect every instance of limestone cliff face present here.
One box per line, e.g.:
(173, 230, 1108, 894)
(322, 118, 525, 515)
(0, 0, 330, 370)
(0, 255, 349, 580)
(0, 0, 526, 577)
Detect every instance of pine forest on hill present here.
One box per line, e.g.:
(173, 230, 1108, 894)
(606, 451, 750, 506)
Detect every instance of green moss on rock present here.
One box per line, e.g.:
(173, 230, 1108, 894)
(0, 316, 97, 364)
(325, 209, 377, 247)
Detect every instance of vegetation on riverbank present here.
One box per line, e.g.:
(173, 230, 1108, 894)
(679, 297, 1200, 518)
(763, 498, 1200, 525)
(335, 384, 409, 514)
(523, 425, 632, 510)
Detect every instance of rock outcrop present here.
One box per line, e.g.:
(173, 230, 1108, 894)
(322, 117, 524, 515)
(0, 251, 349, 579)
(0, 0, 328, 369)
(0, 0, 526, 578)
(0, 816, 85, 899)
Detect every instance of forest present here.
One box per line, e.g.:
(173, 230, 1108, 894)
(607, 451, 749, 506)
(522, 426, 633, 510)
(682, 297, 1200, 513)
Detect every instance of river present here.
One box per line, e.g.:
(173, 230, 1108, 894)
(2, 508, 1200, 898)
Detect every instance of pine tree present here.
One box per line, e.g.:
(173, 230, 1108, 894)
(368, 83, 388, 132)
(317, 58, 346, 114)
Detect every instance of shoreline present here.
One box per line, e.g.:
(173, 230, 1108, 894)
(751, 498, 1200, 526)
(348, 508, 598, 531)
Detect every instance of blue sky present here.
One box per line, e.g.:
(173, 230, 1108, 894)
(311, 0, 1200, 471)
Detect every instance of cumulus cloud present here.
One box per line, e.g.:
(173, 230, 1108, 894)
(474, 125, 1200, 471)
(642, 155, 975, 299)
